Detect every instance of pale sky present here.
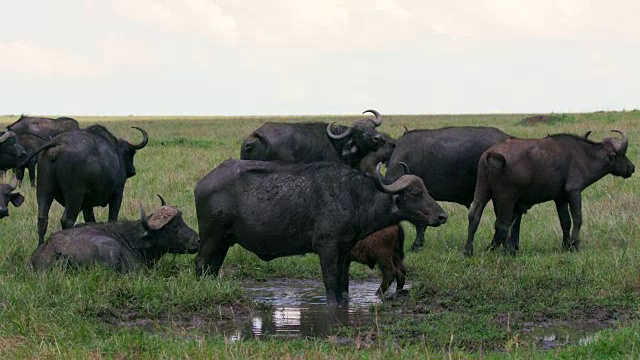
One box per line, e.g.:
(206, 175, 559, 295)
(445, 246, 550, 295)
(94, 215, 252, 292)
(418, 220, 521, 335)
(1, 0, 639, 116)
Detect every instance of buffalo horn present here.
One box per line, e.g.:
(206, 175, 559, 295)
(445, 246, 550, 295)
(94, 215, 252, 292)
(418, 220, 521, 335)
(139, 202, 152, 231)
(583, 131, 592, 139)
(130, 127, 149, 150)
(611, 130, 628, 154)
(399, 162, 410, 175)
(326, 122, 352, 140)
(0, 131, 12, 143)
(157, 194, 167, 206)
(375, 162, 415, 194)
(362, 109, 382, 127)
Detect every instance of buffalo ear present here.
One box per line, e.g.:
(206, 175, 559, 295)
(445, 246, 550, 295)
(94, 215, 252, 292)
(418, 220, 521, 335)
(10, 193, 24, 207)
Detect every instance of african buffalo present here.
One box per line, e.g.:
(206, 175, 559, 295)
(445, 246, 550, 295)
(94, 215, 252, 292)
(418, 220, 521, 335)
(345, 223, 406, 296)
(7, 115, 79, 140)
(0, 131, 28, 172)
(6, 115, 79, 186)
(0, 176, 24, 219)
(240, 109, 387, 167)
(194, 160, 447, 304)
(30, 195, 199, 272)
(356, 132, 396, 175)
(26, 125, 149, 244)
(385, 127, 512, 251)
(465, 130, 635, 256)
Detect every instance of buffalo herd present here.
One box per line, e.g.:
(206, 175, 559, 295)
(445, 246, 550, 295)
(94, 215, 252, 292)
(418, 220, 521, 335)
(0, 112, 635, 304)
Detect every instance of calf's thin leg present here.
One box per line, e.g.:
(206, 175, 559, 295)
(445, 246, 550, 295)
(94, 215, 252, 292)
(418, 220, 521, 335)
(37, 194, 53, 245)
(465, 197, 490, 256)
(489, 196, 515, 253)
(506, 208, 524, 253)
(83, 208, 96, 223)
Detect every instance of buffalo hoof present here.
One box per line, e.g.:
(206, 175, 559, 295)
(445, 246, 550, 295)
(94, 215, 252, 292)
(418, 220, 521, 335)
(463, 246, 474, 257)
(396, 288, 409, 296)
(410, 244, 424, 252)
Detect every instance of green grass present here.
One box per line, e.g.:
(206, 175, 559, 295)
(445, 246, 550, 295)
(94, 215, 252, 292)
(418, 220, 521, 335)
(1, 111, 639, 358)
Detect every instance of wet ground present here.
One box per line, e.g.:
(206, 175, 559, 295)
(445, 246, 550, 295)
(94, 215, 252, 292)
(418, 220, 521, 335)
(114, 278, 621, 348)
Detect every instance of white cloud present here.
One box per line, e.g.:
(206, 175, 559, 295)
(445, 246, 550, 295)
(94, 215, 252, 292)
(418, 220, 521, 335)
(0, 40, 104, 78)
(112, 0, 238, 44)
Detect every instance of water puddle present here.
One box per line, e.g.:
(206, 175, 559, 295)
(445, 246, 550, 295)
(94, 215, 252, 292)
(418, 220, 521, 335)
(520, 319, 615, 350)
(221, 279, 396, 340)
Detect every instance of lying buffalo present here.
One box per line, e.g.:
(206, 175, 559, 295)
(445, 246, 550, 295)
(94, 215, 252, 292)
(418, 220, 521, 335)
(240, 109, 387, 168)
(465, 130, 635, 255)
(385, 126, 512, 251)
(0, 176, 24, 219)
(345, 223, 406, 296)
(30, 196, 199, 271)
(194, 160, 447, 304)
(0, 131, 27, 172)
(26, 125, 149, 244)
(7, 115, 79, 186)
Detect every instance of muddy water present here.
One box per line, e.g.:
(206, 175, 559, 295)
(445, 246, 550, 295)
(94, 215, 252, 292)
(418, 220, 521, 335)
(520, 319, 616, 350)
(220, 279, 394, 341)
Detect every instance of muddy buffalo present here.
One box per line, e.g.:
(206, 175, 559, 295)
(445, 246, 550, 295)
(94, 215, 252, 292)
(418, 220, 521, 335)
(0, 176, 24, 219)
(30, 196, 199, 271)
(194, 160, 447, 305)
(240, 109, 387, 168)
(465, 130, 635, 256)
(26, 125, 149, 244)
(385, 126, 512, 251)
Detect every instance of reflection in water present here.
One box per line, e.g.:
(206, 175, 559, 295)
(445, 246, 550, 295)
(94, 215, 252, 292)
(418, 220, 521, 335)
(227, 279, 393, 340)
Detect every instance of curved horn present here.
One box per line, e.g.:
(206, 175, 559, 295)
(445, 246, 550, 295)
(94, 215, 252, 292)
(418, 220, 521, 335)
(139, 202, 152, 231)
(8, 176, 18, 191)
(611, 130, 628, 154)
(157, 194, 167, 206)
(326, 122, 352, 140)
(129, 127, 148, 150)
(362, 109, 382, 127)
(403, 125, 409, 133)
(583, 131, 592, 140)
(375, 162, 415, 194)
(0, 131, 12, 143)
(399, 162, 410, 175)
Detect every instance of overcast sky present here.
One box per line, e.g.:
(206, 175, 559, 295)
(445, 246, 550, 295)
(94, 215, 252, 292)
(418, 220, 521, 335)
(1, 0, 638, 116)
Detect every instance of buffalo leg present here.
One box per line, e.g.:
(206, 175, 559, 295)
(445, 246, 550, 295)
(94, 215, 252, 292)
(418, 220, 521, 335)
(411, 224, 427, 252)
(37, 194, 53, 245)
(83, 208, 96, 223)
(489, 196, 515, 253)
(60, 196, 83, 229)
(341, 260, 352, 293)
(108, 192, 123, 222)
(195, 234, 230, 277)
(315, 240, 344, 305)
(567, 192, 582, 250)
(27, 160, 36, 187)
(465, 197, 490, 256)
(506, 208, 525, 253)
(555, 200, 571, 249)
(395, 258, 407, 293)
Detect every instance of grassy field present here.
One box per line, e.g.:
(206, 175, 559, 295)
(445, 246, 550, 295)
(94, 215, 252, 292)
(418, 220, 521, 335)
(0, 111, 639, 358)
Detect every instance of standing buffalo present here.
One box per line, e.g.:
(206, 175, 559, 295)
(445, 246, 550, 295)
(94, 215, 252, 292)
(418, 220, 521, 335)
(30, 195, 199, 272)
(0, 176, 24, 219)
(465, 131, 635, 256)
(0, 131, 28, 172)
(26, 125, 149, 244)
(385, 127, 512, 251)
(240, 109, 387, 167)
(194, 160, 447, 304)
(356, 132, 396, 175)
(6, 115, 79, 186)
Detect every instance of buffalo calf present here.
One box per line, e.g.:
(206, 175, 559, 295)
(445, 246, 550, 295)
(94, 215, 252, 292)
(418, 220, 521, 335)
(344, 224, 407, 296)
(465, 131, 635, 255)
(30, 196, 199, 272)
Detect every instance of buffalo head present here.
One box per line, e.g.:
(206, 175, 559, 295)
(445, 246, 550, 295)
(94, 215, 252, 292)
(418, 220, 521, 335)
(602, 130, 635, 178)
(119, 127, 148, 178)
(139, 194, 200, 254)
(327, 109, 386, 165)
(375, 162, 447, 227)
(0, 131, 27, 169)
(0, 176, 24, 219)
